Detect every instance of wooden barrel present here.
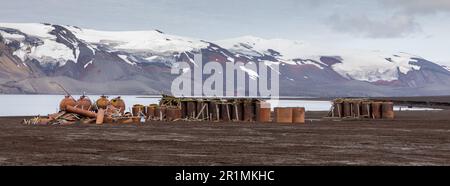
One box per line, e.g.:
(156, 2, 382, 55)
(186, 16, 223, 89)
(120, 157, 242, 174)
(351, 100, 362, 117)
(361, 102, 371, 118)
(243, 100, 255, 122)
(256, 101, 271, 123)
(371, 102, 382, 119)
(166, 107, 182, 121)
(274, 107, 292, 123)
(186, 101, 196, 118)
(292, 107, 305, 124)
(381, 102, 395, 119)
(342, 101, 351, 117)
(332, 101, 343, 117)
(208, 101, 220, 121)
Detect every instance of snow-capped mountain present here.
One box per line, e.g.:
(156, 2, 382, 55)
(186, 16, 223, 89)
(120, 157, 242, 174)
(1, 23, 450, 96)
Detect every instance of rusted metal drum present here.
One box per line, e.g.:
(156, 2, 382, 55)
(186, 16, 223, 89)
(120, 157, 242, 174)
(146, 105, 157, 119)
(256, 101, 271, 123)
(208, 101, 220, 121)
(186, 100, 197, 118)
(59, 95, 76, 111)
(371, 102, 382, 119)
(166, 107, 182, 121)
(95, 95, 110, 110)
(274, 107, 293, 123)
(155, 106, 167, 121)
(361, 102, 371, 118)
(332, 101, 343, 117)
(110, 96, 126, 114)
(132, 104, 145, 116)
(221, 103, 231, 121)
(292, 107, 305, 124)
(76, 95, 92, 110)
(243, 100, 255, 122)
(351, 100, 362, 117)
(342, 101, 351, 117)
(381, 102, 395, 119)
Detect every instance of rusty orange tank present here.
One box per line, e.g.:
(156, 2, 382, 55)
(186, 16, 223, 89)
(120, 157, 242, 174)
(96, 95, 110, 109)
(132, 104, 145, 116)
(76, 95, 92, 110)
(59, 95, 76, 111)
(110, 96, 126, 114)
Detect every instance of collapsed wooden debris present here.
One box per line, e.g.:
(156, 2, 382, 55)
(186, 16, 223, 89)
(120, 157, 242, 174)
(327, 98, 395, 119)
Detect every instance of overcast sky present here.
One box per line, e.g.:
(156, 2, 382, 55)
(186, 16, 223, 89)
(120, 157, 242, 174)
(1, 0, 449, 65)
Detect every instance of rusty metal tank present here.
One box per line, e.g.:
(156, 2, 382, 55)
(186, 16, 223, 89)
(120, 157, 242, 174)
(95, 95, 110, 110)
(361, 101, 372, 118)
(221, 103, 231, 121)
(371, 102, 382, 119)
(274, 107, 293, 123)
(146, 104, 157, 119)
(256, 101, 271, 123)
(231, 99, 244, 121)
(381, 102, 395, 119)
(110, 96, 126, 114)
(208, 100, 220, 121)
(243, 100, 255, 122)
(292, 107, 305, 124)
(76, 95, 92, 110)
(180, 101, 187, 118)
(332, 101, 343, 117)
(351, 100, 362, 117)
(155, 106, 167, 121)
(166, 107, 182, 121)
(186, 100, 197, 118)
(342, 101, 352, 117)
(59, 95, 76, 111)
(132, 104, 145, 116)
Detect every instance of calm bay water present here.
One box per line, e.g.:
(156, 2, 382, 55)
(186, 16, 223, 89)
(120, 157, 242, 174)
(0, 95, 439, 116)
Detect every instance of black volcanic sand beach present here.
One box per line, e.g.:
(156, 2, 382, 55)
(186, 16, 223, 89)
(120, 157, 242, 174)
(0, 110, 449, 165)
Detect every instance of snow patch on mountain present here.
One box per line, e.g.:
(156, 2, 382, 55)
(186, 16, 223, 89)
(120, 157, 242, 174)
(64, 26, 208, 53)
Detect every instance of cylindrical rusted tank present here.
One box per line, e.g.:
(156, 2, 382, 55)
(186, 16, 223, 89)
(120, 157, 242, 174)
(292, 107, 305, 124)
(243, 100, 255, 122)
(146, 104, 157, 119)
(59, 95, 76, 111)
(95, 95, 110, 110)
(256, 101, 271, 123)
(110, 96, 126, 114)
(361, 102, 371, 118)
(186, 100, 196, 118)
(180, 101, 187, 118)
(208, 101, 220, 121)
(342, 101, 351, 117)
(196, 100, 208, 120)
(132, 104, 145, 116)
(76, 95, 92, 110)
(381, 102, 395, 119)
(332, 101, 343, 117)
(274, 107, 293, 123)
(231, 100, 244, 121)
(221, 103, 231, 121)
(351, 100, 362, 117)
(155, 106, 167, 121)
(166, 107, 182, 121)
(371, 102, 382, 119)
